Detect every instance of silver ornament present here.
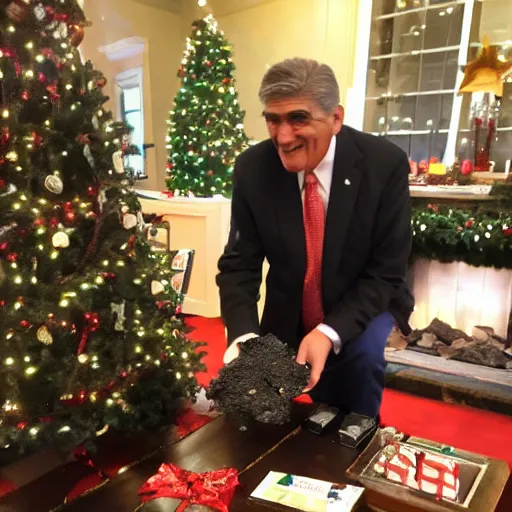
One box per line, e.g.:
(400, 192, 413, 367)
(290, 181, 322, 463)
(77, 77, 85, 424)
(112, 150, 125, 174)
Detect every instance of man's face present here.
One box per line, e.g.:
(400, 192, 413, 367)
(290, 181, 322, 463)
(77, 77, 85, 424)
(263, 97, 344, 173)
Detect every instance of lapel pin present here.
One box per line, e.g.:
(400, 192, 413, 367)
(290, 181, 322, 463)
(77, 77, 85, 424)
(344, 179, 351, 186)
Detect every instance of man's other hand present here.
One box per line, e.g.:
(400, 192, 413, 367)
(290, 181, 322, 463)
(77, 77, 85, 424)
(296, 328, 332, 392)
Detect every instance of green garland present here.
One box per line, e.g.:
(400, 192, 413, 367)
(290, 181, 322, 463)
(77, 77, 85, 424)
(411, 204, 512, 269)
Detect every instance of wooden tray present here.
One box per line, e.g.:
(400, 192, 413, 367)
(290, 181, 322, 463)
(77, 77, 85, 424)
(346, 430, 510, 512)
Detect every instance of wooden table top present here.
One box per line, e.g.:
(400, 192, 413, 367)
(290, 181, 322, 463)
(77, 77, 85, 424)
(1, 403, 510, 512)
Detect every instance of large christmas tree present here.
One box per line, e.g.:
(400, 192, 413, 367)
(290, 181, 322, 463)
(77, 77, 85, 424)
(166, 14, 249, 198)
(0, 0, 204, 455)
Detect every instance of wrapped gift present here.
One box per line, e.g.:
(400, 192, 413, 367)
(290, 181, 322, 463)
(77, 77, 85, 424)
(375, 443, 459, 501)
(138, 463, 239, 512)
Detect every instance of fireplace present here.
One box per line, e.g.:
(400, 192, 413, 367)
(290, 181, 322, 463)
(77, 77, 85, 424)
(386, 259, 512, 389)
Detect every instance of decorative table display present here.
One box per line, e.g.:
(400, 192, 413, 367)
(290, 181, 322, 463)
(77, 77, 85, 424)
(347, 427, 510, 512)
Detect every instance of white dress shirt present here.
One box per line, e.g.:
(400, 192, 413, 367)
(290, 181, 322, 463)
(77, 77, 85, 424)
(227, 136, 342, 360)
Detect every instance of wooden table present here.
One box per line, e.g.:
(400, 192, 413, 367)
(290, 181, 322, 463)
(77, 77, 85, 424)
(1, 403, 510, 511)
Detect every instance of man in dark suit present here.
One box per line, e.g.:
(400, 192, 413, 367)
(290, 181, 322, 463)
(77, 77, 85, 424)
(216, 58, 414, 419)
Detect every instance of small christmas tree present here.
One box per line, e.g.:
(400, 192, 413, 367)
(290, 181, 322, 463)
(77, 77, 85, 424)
(166, 14, 249, 198)
(0, 0, 204, 455)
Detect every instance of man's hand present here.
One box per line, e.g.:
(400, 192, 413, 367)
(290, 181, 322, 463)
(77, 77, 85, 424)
(223, 341, 241, 364)
(223, 333, 259, 364)
(296, 328, 332, 392)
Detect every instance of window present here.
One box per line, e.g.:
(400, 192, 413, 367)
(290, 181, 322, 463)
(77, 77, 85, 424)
(116, 68, 145, 178)
(358, 0, 512, 171)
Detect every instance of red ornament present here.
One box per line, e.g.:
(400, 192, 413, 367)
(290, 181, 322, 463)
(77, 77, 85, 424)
(0, 242, 8, 251)
(16, 422, 28, 430)
(33, 131, 43, 148)
(1, 127, 11, 147)
(96, 77, 107, 89)
(6, 253, 17, 262)
(20, 320, 30, 328)
(0, 300, 5, 307)
(222, 77, 231, 85)
(461, 159, 473, 176)
(166, 162, 174, 170)
(206, 61, 212, 67)
(207, 170, 214, 176)
(6, 1, 30, 22)
(0, 179, 6, 190)
(503, 227, 512, 237)
(21, 90, 30, 101)
(465, 219, 475, 229)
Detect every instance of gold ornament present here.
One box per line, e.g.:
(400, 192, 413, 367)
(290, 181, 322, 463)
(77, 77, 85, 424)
(37, 325, 53, 345)
(78, 354, 89, 364)
(52, 231, 70, 248)
(459, 37, 512, 96)
(151, 280, 165, 295)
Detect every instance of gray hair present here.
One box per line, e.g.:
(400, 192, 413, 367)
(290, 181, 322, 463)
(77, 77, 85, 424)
(258, 58, 340, 113)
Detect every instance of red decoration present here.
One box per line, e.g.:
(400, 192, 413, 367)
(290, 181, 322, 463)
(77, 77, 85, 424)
(20, 320, 30, 328)
(0, 242, 7, 251)
(16, 422, 28, 430)
(21, 90, 30, 101)
(46, 83, 60, 103)
(6, 1, 30, 22)
(461, 159, 473, 175)
(1, 47, 21, 77)
(418, 160, 428, 174)
(6, 253, 17, 262)
(96, 77, 107, 89)
(503, 227, 512, 237)
(138, 464, 239, 511)
(222, 77, 231, 85)
(207, 170, 214, 176)
(206, 61, 212, 67)
(465, 219, 475, 229)
(0, 127, 11, 147)
(77, 312, 100, 355)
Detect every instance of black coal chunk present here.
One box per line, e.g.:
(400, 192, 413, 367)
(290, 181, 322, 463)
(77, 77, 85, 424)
(206, 334, 310, 425)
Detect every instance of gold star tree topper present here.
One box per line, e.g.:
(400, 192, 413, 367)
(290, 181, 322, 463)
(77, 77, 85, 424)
(459, 37, 512, 96)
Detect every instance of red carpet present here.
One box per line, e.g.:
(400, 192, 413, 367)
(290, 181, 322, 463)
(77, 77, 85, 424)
(186, 315, 512, 469)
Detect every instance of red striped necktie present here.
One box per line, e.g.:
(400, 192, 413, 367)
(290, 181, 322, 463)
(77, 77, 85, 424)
(302, 172, 325, 333)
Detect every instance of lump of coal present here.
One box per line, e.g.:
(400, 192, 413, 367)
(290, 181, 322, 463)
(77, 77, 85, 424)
(206, 334, 310, 425)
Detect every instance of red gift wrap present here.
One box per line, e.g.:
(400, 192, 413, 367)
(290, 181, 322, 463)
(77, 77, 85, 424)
(138, 463, 240, 512)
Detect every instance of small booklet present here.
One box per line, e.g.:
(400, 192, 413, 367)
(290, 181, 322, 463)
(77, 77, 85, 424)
(250, 471, 364, 511)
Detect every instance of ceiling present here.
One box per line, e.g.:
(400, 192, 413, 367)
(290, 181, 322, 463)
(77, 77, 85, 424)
(131, 0, 276, 17)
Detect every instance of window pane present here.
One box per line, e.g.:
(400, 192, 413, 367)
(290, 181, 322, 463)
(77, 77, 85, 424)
(123, 87, 141, 111)
(414, 93, 453, 130)
(363, 95, 417, 132)
(374, 0, 425, 17)
(408, 132, 448, 162)
(125, 111, 143, 147)
(371, 11, 426, 56)
(423, 3, 464, 49)
(419, 50, 459, 91)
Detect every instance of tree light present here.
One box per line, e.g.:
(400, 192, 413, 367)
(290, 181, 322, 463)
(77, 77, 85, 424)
(198, 0, 207, 6)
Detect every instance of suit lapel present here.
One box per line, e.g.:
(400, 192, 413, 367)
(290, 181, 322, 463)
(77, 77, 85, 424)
(270, 152, 306, 282)
(322, 128, 364, 289)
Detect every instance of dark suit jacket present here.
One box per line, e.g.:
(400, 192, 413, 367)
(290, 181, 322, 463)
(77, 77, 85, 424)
(216, 125, 415, 349)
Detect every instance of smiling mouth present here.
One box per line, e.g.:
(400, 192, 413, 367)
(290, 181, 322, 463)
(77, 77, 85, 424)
(280, 144, 304, 154)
